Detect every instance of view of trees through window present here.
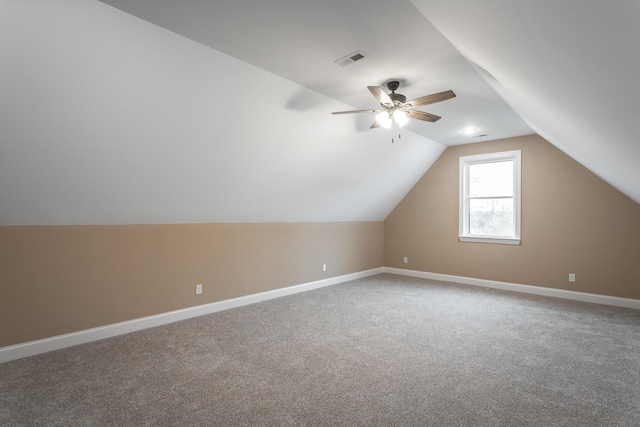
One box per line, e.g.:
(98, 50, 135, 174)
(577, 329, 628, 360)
(468, 160, 514, 236)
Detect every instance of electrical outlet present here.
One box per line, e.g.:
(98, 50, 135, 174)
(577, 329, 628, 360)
(322, 264, 327, 272)
(403, 257, 408, 264)
(568, 274, 575, 283)
(196, 284, 203, 294)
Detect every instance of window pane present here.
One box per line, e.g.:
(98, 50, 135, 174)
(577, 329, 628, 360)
(469, 160, 513, 197)
(469, 198, 514, 236)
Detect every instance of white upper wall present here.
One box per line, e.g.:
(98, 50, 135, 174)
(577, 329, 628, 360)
(0, 0, 444, 225)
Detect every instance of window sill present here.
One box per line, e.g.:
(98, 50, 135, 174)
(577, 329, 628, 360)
(458, 236, 521, 245)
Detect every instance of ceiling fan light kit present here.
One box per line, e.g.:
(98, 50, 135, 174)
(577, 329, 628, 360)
(332, 80, 456, 132)
(392, 109, 409, 127)
(375, 111, 393, 128)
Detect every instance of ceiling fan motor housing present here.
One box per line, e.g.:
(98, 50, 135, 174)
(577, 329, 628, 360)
(389, 93, 407, 104)
(386, 81, 406, 104)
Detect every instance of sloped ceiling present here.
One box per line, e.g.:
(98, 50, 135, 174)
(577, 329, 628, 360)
(411, 0, 640, 206)
(0, 0, 445, 224)
(1, 1, 637, 226)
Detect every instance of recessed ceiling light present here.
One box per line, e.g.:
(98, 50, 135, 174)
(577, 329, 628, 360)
(461, 127, 478, 135)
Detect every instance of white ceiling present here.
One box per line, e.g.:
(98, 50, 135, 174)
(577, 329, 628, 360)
(0, 0, 637, 225)
(97, 0, 533, 146)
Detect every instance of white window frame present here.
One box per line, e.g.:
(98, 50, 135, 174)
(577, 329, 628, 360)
(459, 150, 521, 245)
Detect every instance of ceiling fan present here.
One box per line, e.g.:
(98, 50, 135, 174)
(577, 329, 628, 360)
(332, 81, 456, 129)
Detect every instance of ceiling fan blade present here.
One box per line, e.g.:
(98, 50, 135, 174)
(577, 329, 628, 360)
(367, 86, 394, 107)
(406, 90, 456, 108)
(331, 108, 379, 115)
(407, 110, 441, 122)
(370, 121, 381, 129)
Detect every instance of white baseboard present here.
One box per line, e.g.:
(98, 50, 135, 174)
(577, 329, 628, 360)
(383, 267, 640, 310)
(0, 267, 383, 364)
(6, 266, 636, 364)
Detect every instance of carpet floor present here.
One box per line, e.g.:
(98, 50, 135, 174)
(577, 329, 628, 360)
(2, 273, 640, 426)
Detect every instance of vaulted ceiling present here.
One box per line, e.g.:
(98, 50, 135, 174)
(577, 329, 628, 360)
(1, 1, 637, 225)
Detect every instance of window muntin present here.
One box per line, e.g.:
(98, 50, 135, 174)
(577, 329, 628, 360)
(459, 150, 521, 244)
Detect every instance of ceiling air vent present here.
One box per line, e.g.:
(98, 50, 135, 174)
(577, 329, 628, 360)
(334, 50, 369, 67)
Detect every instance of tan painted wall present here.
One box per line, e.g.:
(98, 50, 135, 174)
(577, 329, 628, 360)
(385, 134, 640, 299)
(1, 222, 383, 347)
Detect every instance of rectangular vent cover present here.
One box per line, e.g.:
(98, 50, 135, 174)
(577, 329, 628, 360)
(335, 50, 369, 67)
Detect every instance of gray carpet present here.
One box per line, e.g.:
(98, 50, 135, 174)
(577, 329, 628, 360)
(2, 273, 640, 426)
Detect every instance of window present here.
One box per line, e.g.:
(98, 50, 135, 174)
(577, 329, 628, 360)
(459, 150, 521, 244)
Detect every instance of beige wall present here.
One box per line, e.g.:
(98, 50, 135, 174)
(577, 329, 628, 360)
(0, 222, 383, 347)
(385, 134, 640, 299)
(4, 134, 640, 349)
